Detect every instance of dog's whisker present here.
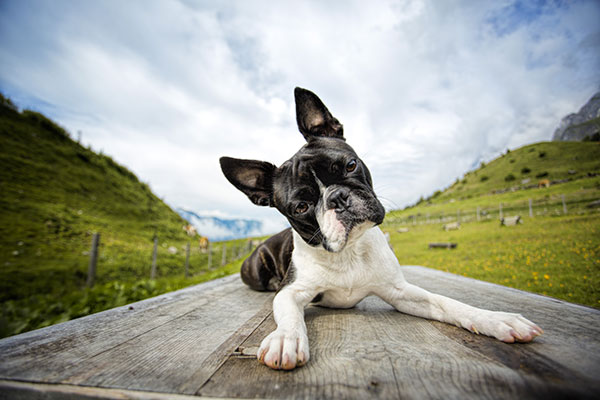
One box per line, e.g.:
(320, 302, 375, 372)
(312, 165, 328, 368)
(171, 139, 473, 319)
(307, 227, 322, 244)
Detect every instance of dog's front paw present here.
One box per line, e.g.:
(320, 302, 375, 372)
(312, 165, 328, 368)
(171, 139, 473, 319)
(257, 329, 309, 370)
(470, 311, 543, 343)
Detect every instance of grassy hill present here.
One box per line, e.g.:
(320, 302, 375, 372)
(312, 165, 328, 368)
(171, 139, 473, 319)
(383, 141, 600, 308)
(0, 95, 249, 337)
(422, 141, 600, 205)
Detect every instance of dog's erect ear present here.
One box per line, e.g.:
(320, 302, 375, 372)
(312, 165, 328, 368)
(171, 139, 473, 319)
(219, 157, 276, 207)
(295, 87, 344, 141)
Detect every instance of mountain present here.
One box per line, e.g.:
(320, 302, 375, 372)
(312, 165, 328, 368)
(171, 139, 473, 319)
(552, 91, 600, 142)
(176, 208, 264, 241)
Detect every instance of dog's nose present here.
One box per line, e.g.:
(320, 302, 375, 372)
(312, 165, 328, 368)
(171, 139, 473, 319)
(327, 188, 351, 212)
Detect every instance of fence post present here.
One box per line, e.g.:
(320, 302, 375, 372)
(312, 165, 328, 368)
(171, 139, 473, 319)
(499, 203, 503, 220)
(529, 198, 533, 217)
(184, 242, 190, 278)
(476, 206, 480, 222)
(207, 242, 212, 269)
(86, 233, 100, 288)
(151, 236, 158, 279)
(562, 194, 567, 214)
(456, 209, 460, 223)
(221, 243, 227, 266)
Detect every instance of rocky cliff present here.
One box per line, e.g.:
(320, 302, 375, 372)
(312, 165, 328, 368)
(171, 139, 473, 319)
(552, 91, 600, 141)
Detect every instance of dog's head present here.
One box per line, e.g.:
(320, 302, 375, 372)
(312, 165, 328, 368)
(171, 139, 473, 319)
(220, 87, 385, 252)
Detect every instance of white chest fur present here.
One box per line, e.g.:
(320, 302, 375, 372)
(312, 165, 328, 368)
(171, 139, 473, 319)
(290, 225, 402, 308)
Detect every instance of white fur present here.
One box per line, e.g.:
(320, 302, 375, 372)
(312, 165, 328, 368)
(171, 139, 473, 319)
(257, 226, 543, 370)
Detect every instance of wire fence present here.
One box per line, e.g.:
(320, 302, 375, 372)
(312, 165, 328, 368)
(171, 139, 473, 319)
(84, 235, 260, 288)
(383, 192, 600, 227)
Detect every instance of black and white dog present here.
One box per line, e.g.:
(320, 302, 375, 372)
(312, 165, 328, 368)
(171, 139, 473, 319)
(220, 88, 542, 370)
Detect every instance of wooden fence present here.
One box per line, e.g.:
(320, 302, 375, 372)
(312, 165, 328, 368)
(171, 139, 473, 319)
(86, 235, 257, 288)
(383, 192, 600, 227)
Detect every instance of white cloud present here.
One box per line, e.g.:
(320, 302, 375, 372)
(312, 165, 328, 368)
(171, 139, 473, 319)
(1, 0, 599, 233)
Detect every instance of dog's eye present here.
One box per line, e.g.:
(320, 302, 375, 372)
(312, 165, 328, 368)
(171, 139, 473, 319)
(295, 202, 309, 214)
(346, 159, 357, 173)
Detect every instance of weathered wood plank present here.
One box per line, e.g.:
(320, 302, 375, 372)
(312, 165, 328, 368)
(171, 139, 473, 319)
(0, 379, 213, 400)
(198, 267, 600, 399)
(199, 301, 401, 399)
(0, 275, 268, 392)
(401, 266, 600, 385)
(58, 290, 270, 393)
(1, 266, 599, 399)
(199, 294, 599, 399)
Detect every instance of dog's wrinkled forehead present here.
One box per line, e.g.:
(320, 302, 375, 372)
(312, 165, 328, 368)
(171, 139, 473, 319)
(273, 137, 364, 202)
(293, 137, 354, 174)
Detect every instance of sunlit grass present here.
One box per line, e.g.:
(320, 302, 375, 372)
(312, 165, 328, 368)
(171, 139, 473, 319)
(385, 213, 600, 308)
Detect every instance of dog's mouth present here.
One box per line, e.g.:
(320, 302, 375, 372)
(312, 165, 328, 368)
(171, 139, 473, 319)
(320, 209, 350, 252)
(318, 197, 384, 253)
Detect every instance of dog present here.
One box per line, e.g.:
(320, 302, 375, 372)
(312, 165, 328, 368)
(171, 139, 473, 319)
(220, 87, 542, 370)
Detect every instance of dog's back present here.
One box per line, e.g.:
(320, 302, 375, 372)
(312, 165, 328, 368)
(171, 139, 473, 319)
(241, 228, 294, 291)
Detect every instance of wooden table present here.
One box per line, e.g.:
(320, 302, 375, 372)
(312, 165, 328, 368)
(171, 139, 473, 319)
(1, 266, 599, 399)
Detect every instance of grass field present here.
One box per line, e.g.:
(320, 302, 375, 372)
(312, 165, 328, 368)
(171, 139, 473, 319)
(384, 211, 599, 308)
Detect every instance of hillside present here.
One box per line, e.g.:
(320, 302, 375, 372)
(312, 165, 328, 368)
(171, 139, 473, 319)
(412, 141, 600, 208)
(383, 141, 599, 308)
(0, 94, 194, 299)
(0, 95, 254, 337)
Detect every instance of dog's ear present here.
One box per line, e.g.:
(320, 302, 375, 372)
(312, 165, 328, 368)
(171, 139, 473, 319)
(219, 157, 276, 207)
(295, 87, 344, 141)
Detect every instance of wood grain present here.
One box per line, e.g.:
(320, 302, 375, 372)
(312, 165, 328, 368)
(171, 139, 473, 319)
(1, 267, 599, 399)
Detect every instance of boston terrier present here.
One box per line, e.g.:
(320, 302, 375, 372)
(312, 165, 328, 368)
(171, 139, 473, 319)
(219, 87, 542, 370)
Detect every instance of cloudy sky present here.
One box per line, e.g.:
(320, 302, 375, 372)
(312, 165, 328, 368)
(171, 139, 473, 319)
(1, 0, 599, 235)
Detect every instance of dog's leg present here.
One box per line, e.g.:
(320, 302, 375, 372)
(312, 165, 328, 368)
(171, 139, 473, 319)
(377, 280, 543, 343)
(258, 285, 315, 370)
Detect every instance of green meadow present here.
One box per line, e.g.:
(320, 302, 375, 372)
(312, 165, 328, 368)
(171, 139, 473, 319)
(384, 213, 599, 308)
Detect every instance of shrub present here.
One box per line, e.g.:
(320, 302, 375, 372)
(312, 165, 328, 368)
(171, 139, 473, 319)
(539, 151, 546, 158)
(521, 167, 531, 174)
(480, 175, 489, 182)
(504, 173, 516, 182)
(536, 171, 548, 178)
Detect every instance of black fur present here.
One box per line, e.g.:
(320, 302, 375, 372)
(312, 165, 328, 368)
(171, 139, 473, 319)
(221, 88, 385, 291)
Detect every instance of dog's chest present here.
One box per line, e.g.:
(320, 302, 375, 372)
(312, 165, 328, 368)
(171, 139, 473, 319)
(291, 228, 394, 308)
